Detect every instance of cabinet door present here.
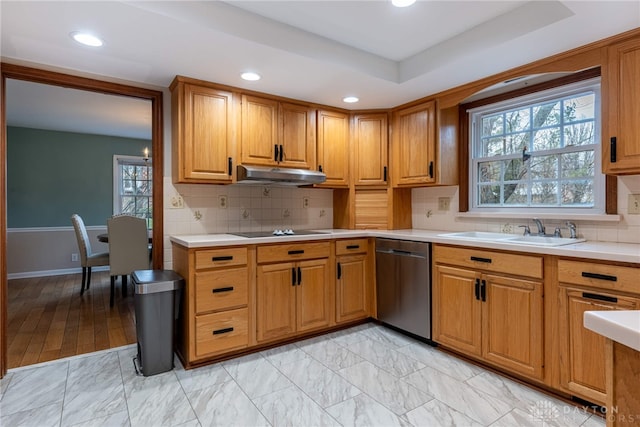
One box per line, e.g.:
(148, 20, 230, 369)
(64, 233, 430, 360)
(559, 287, 638, 405)
(280, 102, 315, 169)
(316, 109, 350, 187)
(603, 37, 640, 174)
(432, 265, 482, 356)
(178, 84, 234, 182)
(296, 258, 331, 332)
(354, 113, 388, 186)
(256, 262, 297, 342)
(336, 254, 368, 323)
(392, 100, 436, 186)
(241, 95, 278, 166)
(482, 274, 544, 380)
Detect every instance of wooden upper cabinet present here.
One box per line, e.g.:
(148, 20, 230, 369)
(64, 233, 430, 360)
(353, 113, 388, 186)
(171, 80, 236, 183)
(241, 95, 279, 166)
(241, 95, 315, 169)
(280, 102, 316, 169)
(316, 109, 350, 187)
(602, 37, 640, 174)
(391, 100, 437, 186)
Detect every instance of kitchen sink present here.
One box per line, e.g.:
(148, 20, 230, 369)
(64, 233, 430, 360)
(438, 231, 585, 246)
(438, 231, 518, 241)
(507, 235, 585, 246)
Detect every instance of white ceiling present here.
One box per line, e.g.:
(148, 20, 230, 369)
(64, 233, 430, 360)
(2, 1, 639, 138)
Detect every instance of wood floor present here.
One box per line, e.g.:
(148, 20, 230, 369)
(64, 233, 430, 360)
(7, 271, 136, 369)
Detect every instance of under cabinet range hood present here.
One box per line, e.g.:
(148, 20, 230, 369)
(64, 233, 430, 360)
(236, 165, 326, 186)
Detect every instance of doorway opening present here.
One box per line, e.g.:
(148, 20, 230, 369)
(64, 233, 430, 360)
(0, 63, 164, 376)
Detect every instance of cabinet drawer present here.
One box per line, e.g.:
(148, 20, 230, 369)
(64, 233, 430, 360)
(433, 245, 543, 279)
(558, 259, 640, 294)
(195, 308, 248, 357)
(195, 247, 248, 270)
(195, 267, 248, 314)
(257, 241, 330, 264)
(336, 238, 368, 255)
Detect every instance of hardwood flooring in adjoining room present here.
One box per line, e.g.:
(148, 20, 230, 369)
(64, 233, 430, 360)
(6, 271, 136, 369)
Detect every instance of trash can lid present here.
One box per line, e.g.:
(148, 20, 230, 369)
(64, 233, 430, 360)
(132, 270, 184, 294)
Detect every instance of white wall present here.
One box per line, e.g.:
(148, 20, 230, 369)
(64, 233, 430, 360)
(7, 227, 109, 278)
(412, 175, 640, 244)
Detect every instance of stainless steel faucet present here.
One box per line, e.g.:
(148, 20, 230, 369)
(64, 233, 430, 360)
(532, 218, 545, 236)
(566, 221, 578, 239)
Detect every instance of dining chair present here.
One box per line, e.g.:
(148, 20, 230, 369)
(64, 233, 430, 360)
(71, 214, 110, 296)
(107, 215, 150, 307)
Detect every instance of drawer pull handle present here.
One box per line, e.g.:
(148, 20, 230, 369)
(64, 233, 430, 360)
(470, 256, 492, 263)
(212, 286, 234, 294)
(288, 250, 305, 255)
(346, 245, 360, 250)
(581, 272, 617, 282)
(337, 262, 342, 279)
(212, 256, 233, 262)
(474, 278, 480, 300)
(480, 279, 487, 302)
(582, 292, 618, 303)
(213, 327, 234, 335)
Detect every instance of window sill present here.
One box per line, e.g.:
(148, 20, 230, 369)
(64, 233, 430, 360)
(456, 212, 621, 222)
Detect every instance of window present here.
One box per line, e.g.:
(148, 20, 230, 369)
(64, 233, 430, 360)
(469, 78, 603, 214)
(113, 155, 152, 228)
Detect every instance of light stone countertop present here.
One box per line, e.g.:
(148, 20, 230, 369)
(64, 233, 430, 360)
(169, 228, 640, 264)
(584, 311, 640, 351)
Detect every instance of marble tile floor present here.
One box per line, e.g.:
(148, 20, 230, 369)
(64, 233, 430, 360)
(0, 323, 605, 427)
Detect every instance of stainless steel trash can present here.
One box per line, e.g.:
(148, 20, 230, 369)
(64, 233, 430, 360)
(132, 269, 184, 376)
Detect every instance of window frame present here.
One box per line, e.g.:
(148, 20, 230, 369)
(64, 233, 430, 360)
(465, 76, 607, 215)
(113, 154, 153, 228)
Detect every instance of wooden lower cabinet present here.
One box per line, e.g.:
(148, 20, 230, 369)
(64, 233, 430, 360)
(172, 244, 252, 366)
(257, 258, 331, 343)
(482, 274, 543, 379)
(558, 287, 639, 405)
(433, 245, 544, 380)
(336, 254, 368, 323)
(557, 258, 640, 406)
(256, 262, 297, 342)
(433, 265, 482, 355)
(195, 308, 248, 357)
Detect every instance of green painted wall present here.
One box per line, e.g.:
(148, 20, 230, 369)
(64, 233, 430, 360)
(7, 126, 150, 228)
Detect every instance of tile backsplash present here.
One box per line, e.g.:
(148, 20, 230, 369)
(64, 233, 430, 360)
(164, 178, 334, 235)
(411, 175, 640, 245)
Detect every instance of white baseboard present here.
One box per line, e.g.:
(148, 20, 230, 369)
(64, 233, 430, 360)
(8, 266, 110, 280)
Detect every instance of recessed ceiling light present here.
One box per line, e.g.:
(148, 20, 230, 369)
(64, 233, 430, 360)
(70, 31, 104, 47)
(392, 0, 416, 7)
(241, 72, 261, 81)
(343, 96, 359, 103)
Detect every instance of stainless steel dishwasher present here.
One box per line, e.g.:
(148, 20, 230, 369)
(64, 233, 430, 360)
(375, 238, 431, 340)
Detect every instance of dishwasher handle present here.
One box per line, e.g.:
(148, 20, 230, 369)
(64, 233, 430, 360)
(376, 248, 427, 259)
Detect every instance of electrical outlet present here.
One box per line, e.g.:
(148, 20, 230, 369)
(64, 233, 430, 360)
(283, 208, 291, 218)
(170, 195, 184, 209)
(71, 253, 79, 262)
(438, 197, 450, 211)
(502, 223, 514, 234)
(629, 194, 640, 214)
(302, 196, 310, 208)
(218, 195, 228, 209)
(263, 187, 271, 197)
